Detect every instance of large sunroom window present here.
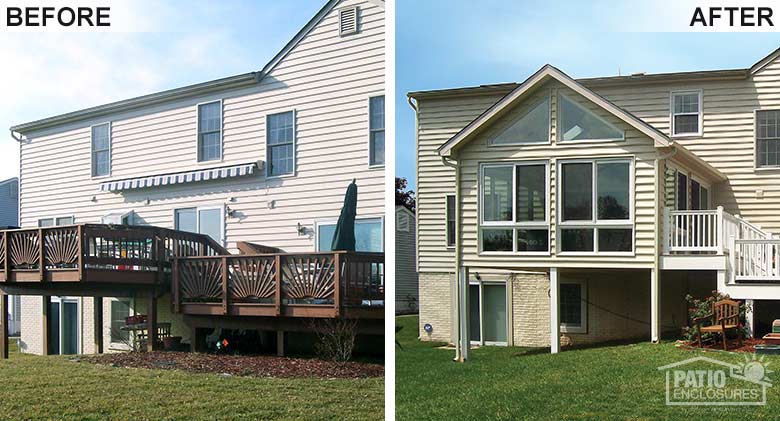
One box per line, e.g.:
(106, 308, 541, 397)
(558, 94, 624, 142)
(559, 159, 633, 253)
(490, 96, 550, 145)
(480, 162, 549, 253)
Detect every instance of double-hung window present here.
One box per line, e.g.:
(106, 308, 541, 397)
(175, 206, 224, 245)
(197, 101, 222, 162)
(671, 91, 702, 137)
(559, 159, 633, 253)
(369, 96, 385, 166)
(446, 195, 456, 247)
(267, 111, 295, 177)
(560, 281, 587, 333)
(756, 110, 780, 168)
(480, 162, 549, 253)
(91, 123, 111, 177)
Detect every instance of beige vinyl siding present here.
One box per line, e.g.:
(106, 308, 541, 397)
(18, 0, 384, 253)
(457, 82, 657, 271)
(588, 57, 780, 233)
(416, 93, 508, 272)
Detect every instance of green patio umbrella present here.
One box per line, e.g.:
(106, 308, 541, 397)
(330, 179, 358, 251)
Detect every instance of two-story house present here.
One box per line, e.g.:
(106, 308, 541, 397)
(3, 0, 385, 357)
(410, 47, 780, 357)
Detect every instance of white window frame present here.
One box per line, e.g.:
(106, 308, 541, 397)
(754, 108, 780, 170)
(670, 90, 703, 138)
(196, 99, 224, 163)
(445, 194, 456, 248)
(559, 280, 587, 334)
(173, 205, 225, 246)
(49, 296, 82, 355)
(314, 216, 385, 252)
(478, 161, 551, 256)
(488, 95, 552, 146)
(108, 297, 133, 351)
(468, 280, 509, 347)
(557, 93, 625, 143)
(90, 122, 111, 178)
(669, 162, 711, 211)
(38, 215, 75, 227)
(368, 95, 385, 168)
(266, 110, 297, 178)
(556, 157, 635, 256)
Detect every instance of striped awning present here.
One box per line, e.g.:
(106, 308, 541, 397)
(99, 162, 259, 192)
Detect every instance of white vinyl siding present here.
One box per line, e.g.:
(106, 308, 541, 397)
(197, 100, 222, 162)
(670, 90, 702, 137)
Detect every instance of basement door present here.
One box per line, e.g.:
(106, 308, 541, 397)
(469, 282, 508, 346)
(48, 297, 79, 355)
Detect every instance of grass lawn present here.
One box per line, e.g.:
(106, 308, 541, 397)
(396, 315, 780, 420)
(0, 341, 383, 420)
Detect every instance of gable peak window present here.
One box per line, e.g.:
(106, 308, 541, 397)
(197, 101, 222, 162)
(91, 123, 111, 177)
(757, 109, 780, 168)
(558, 94, 624, 142)
(369, 96, 385, 166)
(490, 96, 550, 145)
(267, 111, 296, 177)
(671, 90, 702, 137)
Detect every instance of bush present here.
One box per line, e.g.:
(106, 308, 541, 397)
(682, 291, 751, 343)
(310, 319, 359, 362)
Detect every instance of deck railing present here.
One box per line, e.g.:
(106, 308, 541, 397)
(663, 207, 770, 255)
(731, 238, 780, 282)
(173, 251, 384, 318)
(0, 224, 228, 283)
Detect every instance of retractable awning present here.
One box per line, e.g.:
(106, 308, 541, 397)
(99, 162, 259, 192)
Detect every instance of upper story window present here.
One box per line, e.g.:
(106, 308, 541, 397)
(558, 94, 624, 142)
(91, 123, 111, 177)
(267, 111, 295, 177)
(490, 96, 550, 145)
(369, 96, 385, 166)
(671, 91, 702, 137)
(756, 110, 780, 168)
(446, 195, 456, 247)
(197, 101, 222, 162)
(480, 162, 549, 254)
(559, 159, 632, 254)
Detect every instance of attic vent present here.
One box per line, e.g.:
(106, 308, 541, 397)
(397, 212, 410, 232)
(339, 7, 358, 36)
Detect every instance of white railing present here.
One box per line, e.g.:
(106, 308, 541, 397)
(732, 238, 780, 282)
(663, 207, 722, 254)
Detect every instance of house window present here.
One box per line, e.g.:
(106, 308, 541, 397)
(175, 206, 223, 244)
(267, 111, 295, 176)
(369, 96, 385, 166)
(446, 195, 456, 247)
(110, 298, 131, 346)
(39, 216, 73, 227)
(480, 162, 549, 253)
(91, 123, 111, 177)
(671, 91, 702, 136)
(558, 94, 623, 142)
(559, 159, 632, 253)
(316, 217, 384, 252)
(490, 96, 550, 145)
(469, 282, 507, 345)
(560, 281, 587, 333)
(197, 101, 222, 162)
(756, 110, 780, 168)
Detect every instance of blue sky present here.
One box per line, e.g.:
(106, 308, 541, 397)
(0, 0, 325, 181)
(396, 0, 780, 190)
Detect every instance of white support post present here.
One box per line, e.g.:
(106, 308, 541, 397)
(716, 269, 728, 294)
(716, 206, 724, 255)
(550, 268, 560, 354)
(457, 266, 469, 362)
(651, 267, 660, 343)
(662, 207, 670, 255)
(746, 299, 755, 339)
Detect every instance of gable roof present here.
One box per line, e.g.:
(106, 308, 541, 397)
(437, 65, 671, 157)
(11, 0, 354, 135)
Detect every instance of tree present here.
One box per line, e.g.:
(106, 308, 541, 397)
(396, 177, 416, 212)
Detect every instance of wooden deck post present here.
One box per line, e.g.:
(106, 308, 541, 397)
(93, 297, 103, 354)
(221, 256, 228, 315)
(146, 291, 157, 352)
(276, 330, 285, 357)
(333, 253, 341, 318)
(0, 293, 8, 359)
(274, 255, 282, 316)
(550, 267, 560, 354)
(3, 232, 9, 281)
(42, 296, 50, 355)
(38, 228, 44, 281)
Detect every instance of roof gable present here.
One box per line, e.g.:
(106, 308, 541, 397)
(437, 65, 671, 157)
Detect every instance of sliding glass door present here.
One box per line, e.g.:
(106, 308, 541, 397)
(48, 298, 79, 355)
(468, 282, 508, 346)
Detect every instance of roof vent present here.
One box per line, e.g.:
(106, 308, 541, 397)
(339, 7, 358, 36)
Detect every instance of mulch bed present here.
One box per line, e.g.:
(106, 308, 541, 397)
(81, 352, 384, 379)
(677, 337, 761, 353)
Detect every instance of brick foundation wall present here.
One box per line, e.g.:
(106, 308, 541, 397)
(418, 272, 454, 343)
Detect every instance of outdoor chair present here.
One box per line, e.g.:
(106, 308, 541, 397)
(694, 299, 742, 351)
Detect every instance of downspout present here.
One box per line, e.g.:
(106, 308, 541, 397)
(441, 154, 464, 362)
(653, 144, 678, 343)
(10, 130, 22, 228)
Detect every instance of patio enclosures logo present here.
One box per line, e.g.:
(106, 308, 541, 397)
(658, 356, 772, 406)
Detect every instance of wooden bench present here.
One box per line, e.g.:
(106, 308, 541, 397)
(694, 299, 742, 351)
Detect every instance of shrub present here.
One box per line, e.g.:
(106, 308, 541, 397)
(310, 319, 359, 362)
(682, 291, 751, 343)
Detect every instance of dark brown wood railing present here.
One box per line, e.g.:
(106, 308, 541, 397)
(0, 224, 229, 283)
(173, 251, 384, 318)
